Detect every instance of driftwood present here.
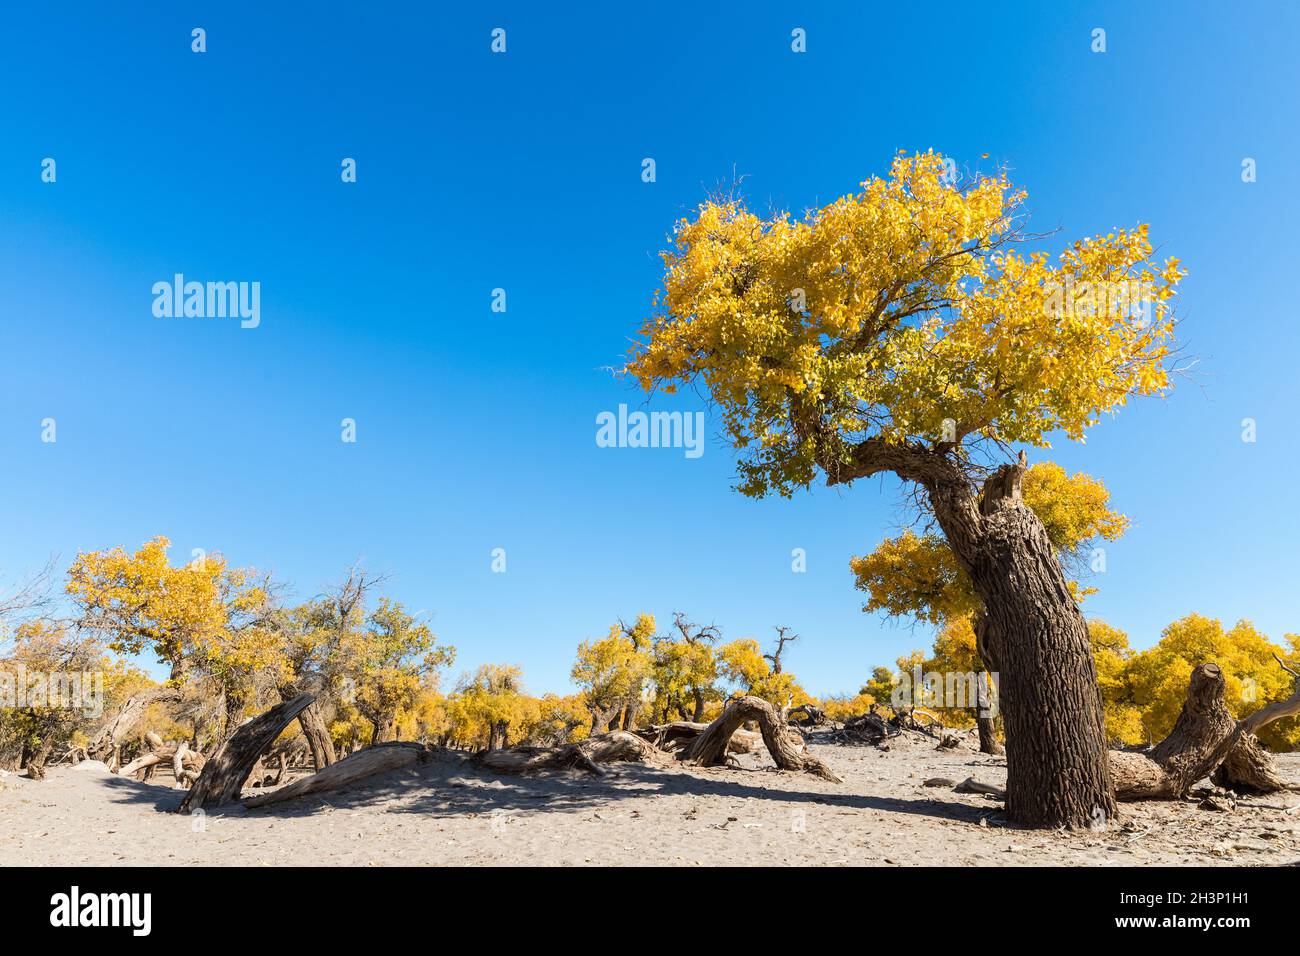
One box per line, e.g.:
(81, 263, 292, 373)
(244, 742, 428, 809)
(474, 731, 667, 776)
(639, 721, 762, 754)
(178, 694, 313, 814)
(680, 695, 841, 782)
(786, 704, 826, 727)
(87, 688, 182, 770)
(955, 776, 1006, 798)
(118, 731, 206, 785)
(836, 708, 945, 747)
(1111, 660, 1300, 801)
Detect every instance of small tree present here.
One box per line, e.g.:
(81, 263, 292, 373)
(344, 599, 454, 746)
(571, 614, 653, 733)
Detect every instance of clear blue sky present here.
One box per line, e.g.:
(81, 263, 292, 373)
(2, 2, 1297, 697)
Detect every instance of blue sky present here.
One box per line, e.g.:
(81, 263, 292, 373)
(1, 2, 1297, 697)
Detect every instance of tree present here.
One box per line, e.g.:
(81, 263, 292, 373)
(625, 152, 1183, 827)
(571, 614, 653, 733)
(452, 664, 527, 749)
(649, 614, 721, 722)
(851, 461, 1128, 753)
(716, 629, 812, 710)
(67, 536, 229, 683)
(66, 537, 287, 743)
(269, 569, 388, 768)
(343, 598, 454, 746)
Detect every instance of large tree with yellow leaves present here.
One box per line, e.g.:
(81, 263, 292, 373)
(625, 153, 1183, 828)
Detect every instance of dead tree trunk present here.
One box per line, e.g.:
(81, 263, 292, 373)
(474, 731, 666, 776)
(86, 687, 182, 763)
(178, 694, 313, 814)
(680, 695, 841, 782)
(244, 742, 429, 808)
(1110, 661, 1298, 800)
(24, 738, 54, 780)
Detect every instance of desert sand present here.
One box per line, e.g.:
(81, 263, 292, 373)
(3, 731, 1298, 867)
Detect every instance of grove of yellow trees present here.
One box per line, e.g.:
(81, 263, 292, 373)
(2, 533, 1297, 776)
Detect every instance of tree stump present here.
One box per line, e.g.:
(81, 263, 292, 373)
(1111, 662, 1299, 801)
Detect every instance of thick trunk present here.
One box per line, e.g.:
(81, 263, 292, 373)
(931, 460, 1115, 828)
(298, 702, 337, 770)
(179, 694, 314, 813)
(590, 707, 614, 736)
(691, 689, 706, 722)
(621, 700, 642, 731)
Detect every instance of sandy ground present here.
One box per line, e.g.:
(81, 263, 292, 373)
(3, 731, 1299, 866)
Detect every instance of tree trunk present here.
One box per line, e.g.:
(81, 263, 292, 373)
(680, 695, 841, 782)
(179, 694, 314, 813)
(590, 707, 613, 736)
(25, 738, 54, 780)
(930, 459, 1115, 828)
(86, 687, 182, 763)
(279, 683, 336, 771)
(371, 712, 397, 747)
(975, 715, 1003, 756)
(245, 742, 429, 809)
(1110, 663, 1294, 799)
(691, 689, 706, 722)
(972, 617, 1005, 756)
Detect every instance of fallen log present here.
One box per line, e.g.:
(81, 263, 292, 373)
(1112, 660, 1300, 801)
(178, 694, 314, 814)
(680, 695, 842, 782)
(243, 742, 429, 809)
(955, 776, 1005, 798)
(639, 721, 762, 754)
(474, 731, 668, 776)
(118, 732, 205, 783)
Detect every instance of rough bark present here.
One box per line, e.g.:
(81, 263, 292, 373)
(243, 742, 429, 808)
(1111, 662, 1296, 800)
(639, 721, 762, 754)
(85, 687, 182, 763)
(680, 695, 841, 782)
(178, 694, 313, 814)
(934, 457, 1114, 827)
